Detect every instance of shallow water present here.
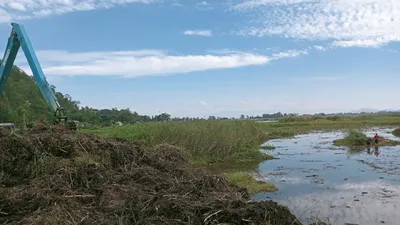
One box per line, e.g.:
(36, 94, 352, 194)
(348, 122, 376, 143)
(254, 127, 400, 225)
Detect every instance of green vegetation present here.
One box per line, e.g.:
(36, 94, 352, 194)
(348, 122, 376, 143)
(0, 66, 157, 127)
(260, 144, 276, 150)
(393, 128, 400, 137)
(83, 120, 273, 171)
(333, 130, 368, 146)
(0, 66, 55, 126)
(224, 172, 278, 194)
(83, 114, 400, 172)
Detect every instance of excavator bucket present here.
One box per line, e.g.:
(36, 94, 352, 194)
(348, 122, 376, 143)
(66, 120, 77, 130)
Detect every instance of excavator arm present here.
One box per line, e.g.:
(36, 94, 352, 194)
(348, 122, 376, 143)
(0, 22, 76, 130)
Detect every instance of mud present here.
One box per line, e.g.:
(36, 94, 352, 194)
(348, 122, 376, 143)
(0, 123, 318, 225)
(256, 127, 400, 225)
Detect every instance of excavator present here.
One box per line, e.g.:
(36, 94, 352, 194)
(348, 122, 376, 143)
(0, 22, 77, 131)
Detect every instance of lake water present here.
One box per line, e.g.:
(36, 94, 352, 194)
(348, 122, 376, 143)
(253, 127, 400, 225)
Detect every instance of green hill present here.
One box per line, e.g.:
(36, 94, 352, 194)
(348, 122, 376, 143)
(0, 66, 56, 125)
(0, 66, 153, 127)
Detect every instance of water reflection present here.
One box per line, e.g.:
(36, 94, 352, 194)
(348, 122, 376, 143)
(256, 128, 400, 225)
(366, 147, 372, 155)
(374, 146, 381, 157)
(254, 180, 400, 225)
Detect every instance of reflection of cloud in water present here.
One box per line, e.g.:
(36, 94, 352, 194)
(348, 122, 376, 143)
(269, 176, 309, 185)
(252, 172, 313, 185)
(337, 180, 394, 190)
(276, 180, 400, 225)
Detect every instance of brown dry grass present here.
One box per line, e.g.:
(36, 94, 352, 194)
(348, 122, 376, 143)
(0, 122, 320, 225)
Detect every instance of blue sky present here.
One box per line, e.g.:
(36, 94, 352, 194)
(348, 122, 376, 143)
(0, 0, 400, 117)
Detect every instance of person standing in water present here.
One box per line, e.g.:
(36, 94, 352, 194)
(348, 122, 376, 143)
(374, 133, 380, 145)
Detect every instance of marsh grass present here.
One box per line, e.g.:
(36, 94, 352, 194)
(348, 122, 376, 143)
(83, 114, 400, 169)
(83, 120, 271, 169)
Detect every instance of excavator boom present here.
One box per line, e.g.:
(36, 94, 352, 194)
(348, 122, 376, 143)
(0, 22, 76, 130)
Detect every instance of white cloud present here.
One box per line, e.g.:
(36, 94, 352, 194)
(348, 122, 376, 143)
(232, 0, 400, 48)
(171, 3, 183, 7)
(17, 49, 270, 77)
(0, 8, 11, 23)
(270, 49, 308, 60)
(15, 48, 307, 78)
(0, 0, 158, 20)
(8, 2, 26, 11)
(200, 100, 208, 106)
(196, 1, 213, 10)
(184, 30, 212, 37)
(313, 45, 328, 51)
(332, 39, 390, 48)
(232, 0, 315, 9)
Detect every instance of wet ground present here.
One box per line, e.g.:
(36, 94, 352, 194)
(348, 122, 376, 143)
(253, 127, 400, 225)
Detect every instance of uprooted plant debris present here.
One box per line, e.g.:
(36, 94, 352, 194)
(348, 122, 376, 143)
(0, 122, 325, 225)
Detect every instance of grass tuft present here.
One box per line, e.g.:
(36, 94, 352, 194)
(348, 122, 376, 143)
(333, 130, 368, 146)
(224, 172, 278, 194)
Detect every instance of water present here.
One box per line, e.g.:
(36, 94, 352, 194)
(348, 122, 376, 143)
(253, 127, 400, 225)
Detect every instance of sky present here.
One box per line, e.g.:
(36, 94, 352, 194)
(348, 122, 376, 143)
(0, 0, 400, 117)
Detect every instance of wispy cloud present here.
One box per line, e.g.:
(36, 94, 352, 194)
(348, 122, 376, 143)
(332, 39, 390, 48)
(200, 100, 208, 106)
(0, 0, 158, 21)
(16, 49, 269, 78)
(232, 0, 400, 48)
(171, 3, 183, 7)
(8, 2, 26, 11)
(270, 49, 308, 60)
(196, 1, 213, 10)
(313, 45, 328, 51)
(184, 30, 212, 37)
(16, 48, 305, 78)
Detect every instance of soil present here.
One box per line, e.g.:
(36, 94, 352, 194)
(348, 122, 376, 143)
(0, 122, 325, 225)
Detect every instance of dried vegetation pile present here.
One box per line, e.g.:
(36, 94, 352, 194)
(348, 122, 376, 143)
(0, 123, 320, 225)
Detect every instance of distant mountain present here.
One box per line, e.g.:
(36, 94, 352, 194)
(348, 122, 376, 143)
(350, 108, 380, 113)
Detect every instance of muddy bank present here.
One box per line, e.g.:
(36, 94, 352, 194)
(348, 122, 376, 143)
(0, 123, 319, 225)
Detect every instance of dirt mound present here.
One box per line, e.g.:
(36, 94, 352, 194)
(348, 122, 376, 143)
(0, 124, 313, 225)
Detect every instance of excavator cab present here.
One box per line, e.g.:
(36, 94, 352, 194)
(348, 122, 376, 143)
(0, 22, 78, 131)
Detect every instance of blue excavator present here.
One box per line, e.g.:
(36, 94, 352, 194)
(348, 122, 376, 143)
(0, 22, 77, 130)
